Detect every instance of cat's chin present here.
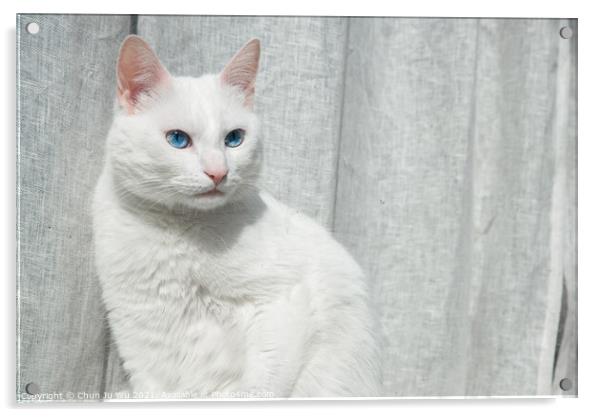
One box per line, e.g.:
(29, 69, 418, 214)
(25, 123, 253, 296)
(180, 190, 233, 211)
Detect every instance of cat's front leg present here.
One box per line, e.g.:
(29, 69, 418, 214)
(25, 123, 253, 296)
(241, 283, 313, 398)
(128, 371, 167, 399)
(290, 294, 382, 397)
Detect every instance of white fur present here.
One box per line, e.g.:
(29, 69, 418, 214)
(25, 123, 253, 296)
(93, 37, 381, 398)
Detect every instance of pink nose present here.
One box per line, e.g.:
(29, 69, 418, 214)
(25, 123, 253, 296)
(204, 169, 228, 185)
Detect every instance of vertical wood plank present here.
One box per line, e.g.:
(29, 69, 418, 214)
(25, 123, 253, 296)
(137, 15, 348, 227)
(17, 14, 131, 400)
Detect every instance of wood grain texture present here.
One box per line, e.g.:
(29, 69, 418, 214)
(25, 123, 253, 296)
(17, 14, 131, 400)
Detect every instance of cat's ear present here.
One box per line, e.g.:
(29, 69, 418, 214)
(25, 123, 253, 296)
(220, 39, 260, 108)
(116, 35, 170, 114)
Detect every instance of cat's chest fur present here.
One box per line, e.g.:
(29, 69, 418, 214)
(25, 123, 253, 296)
(93, 178, 310, 396)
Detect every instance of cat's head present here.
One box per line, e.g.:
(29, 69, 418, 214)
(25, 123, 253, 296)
(106, 35, 261, 211)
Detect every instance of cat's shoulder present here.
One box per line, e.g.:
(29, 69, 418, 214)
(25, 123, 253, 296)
(256, 190, 289, 215)
(256, 190, 325, 233)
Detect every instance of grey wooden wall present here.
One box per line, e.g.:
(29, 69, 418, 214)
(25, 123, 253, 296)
(17, 15, 577, 399)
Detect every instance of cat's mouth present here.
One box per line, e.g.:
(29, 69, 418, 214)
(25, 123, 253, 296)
(196, 188, 224, 197)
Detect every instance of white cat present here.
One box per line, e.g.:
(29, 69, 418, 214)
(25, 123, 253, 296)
(93, 35, 381, 398)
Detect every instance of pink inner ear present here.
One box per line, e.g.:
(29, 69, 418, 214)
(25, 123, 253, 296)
(117, 36, 169, 113)
(221, 39, 260, 107)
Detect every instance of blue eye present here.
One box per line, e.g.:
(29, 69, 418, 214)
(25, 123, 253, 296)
(225, 129, 245, 148)
(166, 130, 191, 149)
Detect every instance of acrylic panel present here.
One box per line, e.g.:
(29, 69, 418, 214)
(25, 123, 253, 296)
(16, 14, 577, 401)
